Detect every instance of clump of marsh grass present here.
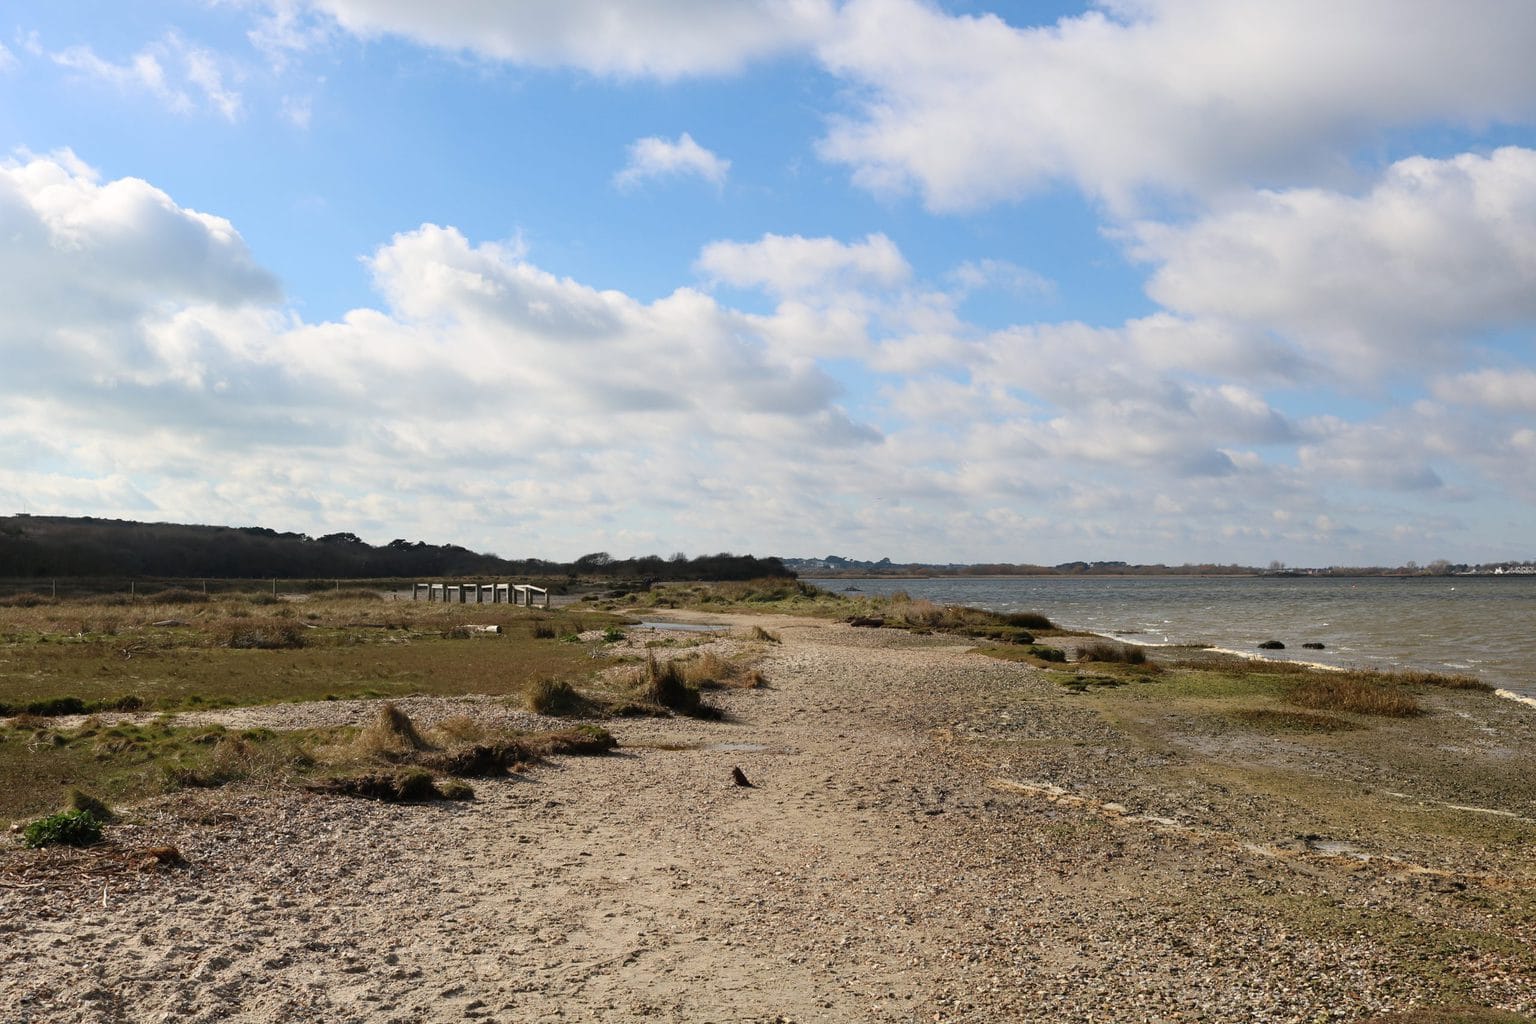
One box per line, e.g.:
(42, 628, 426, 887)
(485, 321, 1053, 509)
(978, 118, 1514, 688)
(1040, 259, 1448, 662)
(1077, 640, 1149, 666)
(679, 651, 767, 691)
(621, 655, 721, 719)
(525, 678, 595, 717)
(353, 702, 430, 759)
(225, 620, 305, 649)
(748, 625, 781, 643)
(1287, 677, 1423, 718)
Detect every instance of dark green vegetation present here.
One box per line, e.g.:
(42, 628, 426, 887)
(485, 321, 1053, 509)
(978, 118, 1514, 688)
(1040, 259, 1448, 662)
(0, 514, 789, 584)
(20, 808, 103, 848)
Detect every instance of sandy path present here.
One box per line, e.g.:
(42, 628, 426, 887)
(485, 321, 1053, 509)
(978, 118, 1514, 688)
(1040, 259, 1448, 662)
(2, 615, 1533, 1022)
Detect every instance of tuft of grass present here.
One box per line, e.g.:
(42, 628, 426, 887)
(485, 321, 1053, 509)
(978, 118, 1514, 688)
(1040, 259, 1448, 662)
(525, 678, 594, 717)
(437, 779, 475, 801)
(21, 808, 103, 848)
(531, 620, 559, 639)
(680, 651, 766, 690)
(353, 702, 430, 759)
(1288, 677, 1423, 717)
(631, 655, 720, 719)
(748, 625, 781, 643)
(1002, 610, 1054, 630)
(540, 724, 617, 755)
(164, 735, 262, 788)
(1077, 640, 1148, 665)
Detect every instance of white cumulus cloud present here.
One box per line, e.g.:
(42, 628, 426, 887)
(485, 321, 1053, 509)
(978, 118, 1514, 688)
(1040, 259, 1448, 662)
(1129, 147, 1536, 376)
(613, 133, 730, 191)
(697, 232, 910, 298)
(816, 0, 1536, 210)
(292, 0, 835, 78)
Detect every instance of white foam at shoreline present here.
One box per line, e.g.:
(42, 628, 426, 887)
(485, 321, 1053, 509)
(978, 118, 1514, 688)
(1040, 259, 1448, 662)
(1119, 637, 1344, 673)
(1110, 635, 1536, 700)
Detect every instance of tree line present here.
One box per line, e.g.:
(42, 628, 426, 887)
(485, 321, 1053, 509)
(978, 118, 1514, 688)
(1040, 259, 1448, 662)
(0, 516, 790, 582)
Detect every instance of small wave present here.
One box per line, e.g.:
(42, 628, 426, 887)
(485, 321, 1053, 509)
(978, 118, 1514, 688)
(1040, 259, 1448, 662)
(1494, 689, 1536, 711)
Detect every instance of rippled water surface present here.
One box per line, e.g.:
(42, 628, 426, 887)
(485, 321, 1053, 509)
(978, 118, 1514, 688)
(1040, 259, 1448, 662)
(826, 575, 1536, 697)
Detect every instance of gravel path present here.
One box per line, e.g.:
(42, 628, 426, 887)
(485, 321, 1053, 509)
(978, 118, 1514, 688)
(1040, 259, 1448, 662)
(2, 614, 1532, 1022)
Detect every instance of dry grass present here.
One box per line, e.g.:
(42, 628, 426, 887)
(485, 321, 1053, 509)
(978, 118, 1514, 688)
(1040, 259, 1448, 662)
(748, 625, 781, 643)
(1077, 640, 1149, 665)
(680, 650, 767, 690)
(1287, 677, 1423, 717)
(525, 678, 596, 716)
(608, 655, 721, 719)
(352, 702, 431, 759)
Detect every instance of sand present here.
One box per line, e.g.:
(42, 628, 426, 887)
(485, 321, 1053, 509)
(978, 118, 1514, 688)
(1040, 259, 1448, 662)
(3, 614, 1533, 1023)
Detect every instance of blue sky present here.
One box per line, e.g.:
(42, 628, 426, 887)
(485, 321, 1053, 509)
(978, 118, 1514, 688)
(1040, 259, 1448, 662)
(3, 1, 1535, 566)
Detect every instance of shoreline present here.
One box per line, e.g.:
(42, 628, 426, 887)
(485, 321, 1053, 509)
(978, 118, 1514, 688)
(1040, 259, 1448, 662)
(819, 574, 1536, 701)
(4, 613, 1534, 1021)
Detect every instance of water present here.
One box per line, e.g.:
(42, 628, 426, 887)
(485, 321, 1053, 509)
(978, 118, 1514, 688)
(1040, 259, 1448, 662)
(823, 575, 1536, 698)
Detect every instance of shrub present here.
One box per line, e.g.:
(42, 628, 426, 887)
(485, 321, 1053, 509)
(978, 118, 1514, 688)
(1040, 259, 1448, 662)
(531, 620, 559, 639)
(1027, 645, 1067, 663)
(21, 809, 103, 848)
(1003, 611, 1055, 630)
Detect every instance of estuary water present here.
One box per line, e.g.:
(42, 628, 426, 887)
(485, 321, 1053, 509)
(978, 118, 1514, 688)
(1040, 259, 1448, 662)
(822, 575, 1536, 698)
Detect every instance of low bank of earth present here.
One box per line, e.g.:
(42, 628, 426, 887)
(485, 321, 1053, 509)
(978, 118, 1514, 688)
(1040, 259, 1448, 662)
(3, 613, 1533, 1023)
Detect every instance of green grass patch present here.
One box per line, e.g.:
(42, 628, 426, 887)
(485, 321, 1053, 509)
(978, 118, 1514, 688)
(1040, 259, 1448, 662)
(20, 808, 103, 848)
